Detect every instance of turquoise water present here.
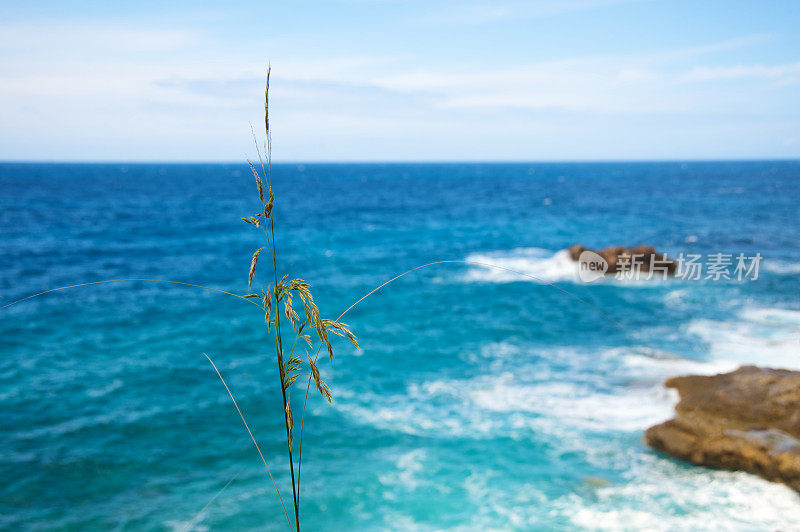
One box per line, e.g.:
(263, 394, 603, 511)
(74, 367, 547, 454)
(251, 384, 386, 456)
(1, 161, 799, 530)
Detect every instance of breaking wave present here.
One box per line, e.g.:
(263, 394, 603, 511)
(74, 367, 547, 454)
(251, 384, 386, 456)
(463, 248, 580, 283)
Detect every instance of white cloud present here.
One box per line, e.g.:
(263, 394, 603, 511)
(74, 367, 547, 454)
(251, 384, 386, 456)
(645, 34, 774, 62)
(421, 0, 644, 26)
(0, 25, 198, 57)
(682, 61, 800, 82)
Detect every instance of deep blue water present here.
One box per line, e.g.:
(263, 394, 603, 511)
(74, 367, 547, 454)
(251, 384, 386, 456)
(1, 161, 799, 530)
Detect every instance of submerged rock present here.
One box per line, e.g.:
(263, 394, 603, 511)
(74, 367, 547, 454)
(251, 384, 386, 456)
(567, 244, 677, 276)
(645, 366, 800, 491)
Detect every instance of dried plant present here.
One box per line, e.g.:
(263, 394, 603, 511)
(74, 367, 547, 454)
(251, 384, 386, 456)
(240, 67, 358, 532)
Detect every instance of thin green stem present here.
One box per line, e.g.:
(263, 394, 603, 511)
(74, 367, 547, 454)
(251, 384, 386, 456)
(0, 278, 263, 312)
(264, 112, 300, 532)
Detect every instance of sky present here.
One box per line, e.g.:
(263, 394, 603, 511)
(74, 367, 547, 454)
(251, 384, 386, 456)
(1, 0, 799, 162)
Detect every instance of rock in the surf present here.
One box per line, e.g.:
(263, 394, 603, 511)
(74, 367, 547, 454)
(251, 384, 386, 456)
(567, 244, 678, 276)
(645, 365, 800, 492)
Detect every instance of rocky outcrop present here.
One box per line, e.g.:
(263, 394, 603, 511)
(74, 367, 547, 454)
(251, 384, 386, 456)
(567, 244, 677, 276)
(645, 366, 800, 491)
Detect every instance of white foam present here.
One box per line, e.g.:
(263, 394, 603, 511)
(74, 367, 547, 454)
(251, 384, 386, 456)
(663, 288, 690, 308)
(343, 315, 798, 440)
(86, 378, 123, 398)
(378, 449, 428, 491)
(463, 248, 672, 286)
(620, 351, 737, 377)
(763, 260, 800, 275)
(469, 377, 675, 432)
(463, 248, 581, 283)
(687, 307, 800, 369)
(339, 346, 706, 438)
(380, 439, 800, 530)
(563, 456, 800, 531)
(740, 307, 800, 326)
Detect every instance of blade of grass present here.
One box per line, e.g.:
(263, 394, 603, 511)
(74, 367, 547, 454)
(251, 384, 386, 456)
(204, 353, 294, 532)
(0, 278, 263, 312)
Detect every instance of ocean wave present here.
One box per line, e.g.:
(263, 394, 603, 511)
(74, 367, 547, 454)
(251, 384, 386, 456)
(564, 458, 800, 531)
(411, 453, 800, 531)
(338, 345, 726, 438)
(376, 446, 800, 531)
(763, 260, 800, 275)
(463, 248, 580, 283)
(334, 337, 800, 530)
(686, 307, 800, 369)
(353, 351, 800, 530)
(740, 307, 800, 326)
(618, 348, 737, 377)
(663, 288, 691, 308)
(342, 307, 798, 438)
(86, 378, 123, 398)
(469, 377, 675, 433)
(462, 248, 670, 286)
(378, 449, 428, 492)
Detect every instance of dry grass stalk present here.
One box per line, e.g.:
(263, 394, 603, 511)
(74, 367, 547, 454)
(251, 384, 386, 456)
(239, 66, 359, 532)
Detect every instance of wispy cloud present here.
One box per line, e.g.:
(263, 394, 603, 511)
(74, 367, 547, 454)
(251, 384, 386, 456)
(0, 2, 798, 161)
(642, 34, 775, 62)
(0, 25, 199, 56)
(682, 61, 800, 82)
(363, 36, 782, 113)
(421, 0, 644, 26)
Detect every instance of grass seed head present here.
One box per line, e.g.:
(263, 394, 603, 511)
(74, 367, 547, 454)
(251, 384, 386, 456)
(248, 247, 265, 289)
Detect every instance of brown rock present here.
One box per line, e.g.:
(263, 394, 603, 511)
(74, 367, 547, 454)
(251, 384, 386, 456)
(645, 366, 800, 491)
(566, 244, 677, 275)
(567, 244, 585, 261)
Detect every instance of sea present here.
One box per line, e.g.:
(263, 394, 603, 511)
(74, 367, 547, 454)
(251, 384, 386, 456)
(1, 161, 799, 530)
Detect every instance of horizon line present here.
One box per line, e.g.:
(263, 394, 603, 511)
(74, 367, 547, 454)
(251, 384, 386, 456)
(2, 157, 800, 166)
